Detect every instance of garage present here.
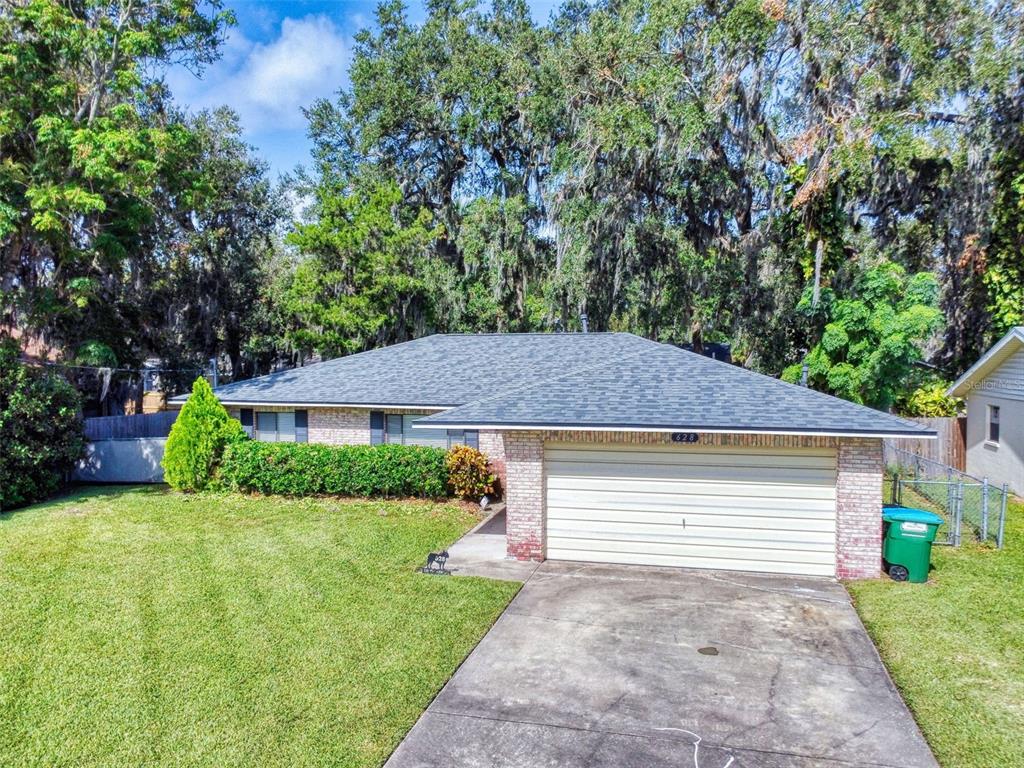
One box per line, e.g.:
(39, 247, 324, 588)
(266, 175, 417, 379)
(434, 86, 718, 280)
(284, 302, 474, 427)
(544, 442, 838, 576)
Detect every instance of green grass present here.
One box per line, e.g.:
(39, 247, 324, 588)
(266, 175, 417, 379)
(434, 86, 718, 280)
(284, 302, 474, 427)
(0, 486, 520, 767)
(848, 497, 1024, 767)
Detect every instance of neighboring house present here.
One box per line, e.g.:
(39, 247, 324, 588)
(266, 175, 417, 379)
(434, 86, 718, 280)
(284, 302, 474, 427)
(948, 327, 1024, 494)
(171, 333, 931, 579)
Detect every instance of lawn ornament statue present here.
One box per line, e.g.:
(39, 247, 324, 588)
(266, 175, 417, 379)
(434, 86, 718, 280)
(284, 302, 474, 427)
(421, 550, 450, 575)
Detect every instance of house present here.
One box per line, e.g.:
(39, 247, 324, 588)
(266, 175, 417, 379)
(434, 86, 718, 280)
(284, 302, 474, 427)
(172, 333, 932, 579)
(948, 327, 1024, 494)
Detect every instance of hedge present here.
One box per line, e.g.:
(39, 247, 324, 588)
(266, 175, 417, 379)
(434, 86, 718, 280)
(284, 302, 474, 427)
(218, 440, 449, 498)
(0, 337, 85, 511)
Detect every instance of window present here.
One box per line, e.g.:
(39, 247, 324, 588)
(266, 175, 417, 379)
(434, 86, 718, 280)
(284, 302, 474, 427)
(375, 411, 477, 449)
(256, 411, 278, 442)
(242, 409, 307, 443)
(988, 405, 1000, 444)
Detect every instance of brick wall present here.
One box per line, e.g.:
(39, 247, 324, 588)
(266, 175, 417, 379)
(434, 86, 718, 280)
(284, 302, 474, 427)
(504, 431, 545, 560)
(479, 430, 507, 488)
(309, 408, 372, 444)
(835, 437, 884, 579)
(503, 430, 884, 579)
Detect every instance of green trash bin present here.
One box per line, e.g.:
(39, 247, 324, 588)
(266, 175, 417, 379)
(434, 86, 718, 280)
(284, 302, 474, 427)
(881, 505, 945, 582)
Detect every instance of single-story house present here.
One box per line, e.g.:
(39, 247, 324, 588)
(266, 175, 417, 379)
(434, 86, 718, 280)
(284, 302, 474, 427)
(948, 327, 1024, 494)
(173, 333, 933, 579)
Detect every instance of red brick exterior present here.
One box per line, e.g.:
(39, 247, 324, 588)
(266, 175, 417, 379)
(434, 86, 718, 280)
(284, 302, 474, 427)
(835, 437, 884, 579)
(502, 430, 884, 578)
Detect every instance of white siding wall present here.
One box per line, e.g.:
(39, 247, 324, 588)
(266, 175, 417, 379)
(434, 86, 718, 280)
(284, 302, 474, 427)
(971, 348, 1024, 400)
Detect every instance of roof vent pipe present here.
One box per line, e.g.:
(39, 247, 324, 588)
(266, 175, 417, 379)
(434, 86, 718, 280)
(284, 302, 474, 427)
(580, 312, 589, 333)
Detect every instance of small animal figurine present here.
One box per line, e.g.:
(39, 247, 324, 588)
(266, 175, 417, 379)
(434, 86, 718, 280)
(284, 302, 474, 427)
(421, 550, 450, 575)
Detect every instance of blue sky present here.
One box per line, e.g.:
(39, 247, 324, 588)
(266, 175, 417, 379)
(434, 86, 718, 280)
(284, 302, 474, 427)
(168, 0, 560, 179)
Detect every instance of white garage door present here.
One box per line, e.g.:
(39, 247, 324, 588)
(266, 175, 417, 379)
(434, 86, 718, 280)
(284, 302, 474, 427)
(544, 443, 838, 576)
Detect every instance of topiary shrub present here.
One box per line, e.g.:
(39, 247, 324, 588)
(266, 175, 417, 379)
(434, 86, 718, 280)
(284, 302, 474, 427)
(445, 445, 496, 500)
(0, 337, 86, 511)
(218, 441, 449, 498)
(162, 377, 245, 491)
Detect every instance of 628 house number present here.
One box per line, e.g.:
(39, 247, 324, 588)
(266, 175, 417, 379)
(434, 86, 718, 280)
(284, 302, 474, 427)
(671, 432, 699, 443)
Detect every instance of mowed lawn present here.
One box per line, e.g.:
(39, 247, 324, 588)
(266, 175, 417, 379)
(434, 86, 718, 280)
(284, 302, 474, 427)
(848, 497, 1024, 767)
(0, 486, 520, 767)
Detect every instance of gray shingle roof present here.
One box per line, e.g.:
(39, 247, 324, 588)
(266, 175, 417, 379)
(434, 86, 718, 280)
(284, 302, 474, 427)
(175, 332, 931, 437)
(172, 333, 663, 407)
(416, 341, 932, 437)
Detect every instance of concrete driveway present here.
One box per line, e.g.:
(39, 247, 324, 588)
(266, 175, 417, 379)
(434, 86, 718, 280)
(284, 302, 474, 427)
(387, 561, 937, 768)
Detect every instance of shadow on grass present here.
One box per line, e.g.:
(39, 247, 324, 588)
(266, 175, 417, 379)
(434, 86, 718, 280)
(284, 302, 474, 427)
(0, 483, 171, 522)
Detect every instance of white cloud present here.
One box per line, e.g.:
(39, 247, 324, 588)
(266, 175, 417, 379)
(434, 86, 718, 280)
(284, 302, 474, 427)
(169, 14, 350, 134)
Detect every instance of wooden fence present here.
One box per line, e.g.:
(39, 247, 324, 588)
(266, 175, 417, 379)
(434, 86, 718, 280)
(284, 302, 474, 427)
(885, 416, 966, 471)
(84, 411, 178, 440)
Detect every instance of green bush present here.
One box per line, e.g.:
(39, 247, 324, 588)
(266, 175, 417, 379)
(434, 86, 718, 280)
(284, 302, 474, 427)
(219, 441, 449, 499)
(0, 337, 86, 511)
(898, 381, 963, 418)
(162, 377, 245, 491)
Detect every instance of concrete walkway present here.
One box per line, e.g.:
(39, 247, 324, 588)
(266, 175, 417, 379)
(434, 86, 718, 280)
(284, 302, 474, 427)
(442, 507, 539, 582)
(388, 561, 937, 768)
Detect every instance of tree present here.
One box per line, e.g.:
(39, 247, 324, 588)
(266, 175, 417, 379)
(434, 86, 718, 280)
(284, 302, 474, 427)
(162, 377, 244, 491)
(283, 181, 439, 357)
(782, 264, 943, 410)
(295, 0, 1022, 401)
(153, 108, 287, 380)
(984, 89, 1024, 339)
(0, 0, 232, 365)
(0, 337, 85, 510)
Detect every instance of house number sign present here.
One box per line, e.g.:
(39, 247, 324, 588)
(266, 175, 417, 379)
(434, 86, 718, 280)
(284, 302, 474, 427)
(671, 432, 699, 443)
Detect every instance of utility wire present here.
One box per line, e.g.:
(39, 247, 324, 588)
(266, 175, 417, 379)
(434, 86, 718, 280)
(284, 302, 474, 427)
(29, 361, 207, 375)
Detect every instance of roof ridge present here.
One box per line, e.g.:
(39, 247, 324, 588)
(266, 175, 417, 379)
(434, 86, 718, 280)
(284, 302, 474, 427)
(435, 331, 626, 337)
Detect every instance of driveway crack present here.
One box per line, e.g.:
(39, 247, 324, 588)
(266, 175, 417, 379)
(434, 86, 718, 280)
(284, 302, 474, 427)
(425, 709, 919, 768)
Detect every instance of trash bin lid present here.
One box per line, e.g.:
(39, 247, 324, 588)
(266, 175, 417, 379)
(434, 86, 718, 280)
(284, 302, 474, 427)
(882, 505, 944, 525)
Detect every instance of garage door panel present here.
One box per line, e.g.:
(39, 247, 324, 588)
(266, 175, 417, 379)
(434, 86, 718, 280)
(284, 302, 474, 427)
(544, 460, 836, 487)
(545, 548, 837, 577)
(546, 476, 836, 500)
(546, 445, 836, 470)
(545, 489, 836, 515)
(547, 507, 837, 532)
(547, 522, 835, 549)
(544, 443, 838, 576)
(547, 536, 836, 564)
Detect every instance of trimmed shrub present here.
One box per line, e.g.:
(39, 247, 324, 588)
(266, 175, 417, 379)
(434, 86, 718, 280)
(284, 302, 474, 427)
(0, 337, 86, 511)
(162, 377, 246, 491)
(219, 441, 449, 499)
(446, 445, 496, 499)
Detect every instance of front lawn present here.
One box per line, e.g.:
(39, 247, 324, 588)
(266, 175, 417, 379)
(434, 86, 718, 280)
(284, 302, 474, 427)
(848, 497, 1024, 767)
(0, 486, 520, 767)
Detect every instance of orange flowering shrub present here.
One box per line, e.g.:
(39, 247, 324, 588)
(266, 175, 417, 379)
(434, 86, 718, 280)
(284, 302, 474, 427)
(445, 445, 496, 499)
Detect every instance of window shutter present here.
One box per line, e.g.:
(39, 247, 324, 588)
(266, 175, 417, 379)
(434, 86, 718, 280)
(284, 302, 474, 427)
(465, 430, 479, 449)
(294, 410, 308, 443)
(240, 408, 254, 438)
(370, 411, 385, 445)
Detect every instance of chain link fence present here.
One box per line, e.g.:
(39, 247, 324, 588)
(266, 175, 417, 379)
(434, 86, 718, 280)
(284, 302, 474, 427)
(884, 445, 1007, 548)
